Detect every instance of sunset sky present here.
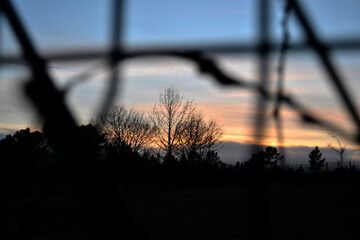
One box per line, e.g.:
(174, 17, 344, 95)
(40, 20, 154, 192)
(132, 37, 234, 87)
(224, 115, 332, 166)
(1, 0, 360, 164)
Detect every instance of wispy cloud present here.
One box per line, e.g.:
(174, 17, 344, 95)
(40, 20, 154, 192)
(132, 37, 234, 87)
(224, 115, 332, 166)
(1, 55, 359, 149)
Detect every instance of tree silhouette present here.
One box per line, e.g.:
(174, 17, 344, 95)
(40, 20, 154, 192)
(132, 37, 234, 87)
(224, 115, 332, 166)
(99, 105, 156, 152)
(327, 132, 346, 169)
(308, 146, 325, 174)
(248, 146, 283, 170)
(150, 87, 193, 163)
(0, 128, 46, 158)
(178, 111, 223, 164)
(0, 128, 49, 178)
(205, 150, 222, 167)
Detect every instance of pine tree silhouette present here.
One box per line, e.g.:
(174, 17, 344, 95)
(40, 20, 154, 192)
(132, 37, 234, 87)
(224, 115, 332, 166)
(308, 146, 325, 174)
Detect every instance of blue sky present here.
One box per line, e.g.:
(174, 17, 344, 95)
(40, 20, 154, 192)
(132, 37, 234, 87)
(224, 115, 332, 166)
(1, 0, 360, 163)
(5, 0, 360, 49)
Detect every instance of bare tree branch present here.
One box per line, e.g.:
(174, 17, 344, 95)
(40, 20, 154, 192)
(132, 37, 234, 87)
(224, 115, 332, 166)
(328, 132, 346, 168)
(98, 105, 156, 152)
(150, 87, 194, 159)
(178, 111, 223, 161)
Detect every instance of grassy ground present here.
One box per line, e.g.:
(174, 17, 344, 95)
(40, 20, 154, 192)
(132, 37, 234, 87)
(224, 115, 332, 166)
(1, 179, 360, 239)
(120, 181, 360, 240)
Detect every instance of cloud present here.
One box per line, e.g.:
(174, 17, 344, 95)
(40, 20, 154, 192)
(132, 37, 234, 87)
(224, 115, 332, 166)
(1, 55, 360, 149)
(123, 59, 195, 78)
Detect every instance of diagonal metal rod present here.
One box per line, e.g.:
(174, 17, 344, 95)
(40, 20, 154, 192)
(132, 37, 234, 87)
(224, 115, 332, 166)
(0, 0, 80, 147)
(0, 1, 147, 239)
(291, 0, 360, 142)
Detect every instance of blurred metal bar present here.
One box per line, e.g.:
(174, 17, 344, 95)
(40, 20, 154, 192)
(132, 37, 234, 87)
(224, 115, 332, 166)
(292, 0, 360, 142)
(97, 0, 125, 117)
(254, 0, 271, 146)
(248, 1, 271, 239)
(3, 38, 360, 64)
(274, 0, 293, 168)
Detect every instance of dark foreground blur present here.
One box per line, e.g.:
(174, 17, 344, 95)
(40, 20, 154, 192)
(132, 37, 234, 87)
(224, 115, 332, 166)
(1, 174, 360, 240)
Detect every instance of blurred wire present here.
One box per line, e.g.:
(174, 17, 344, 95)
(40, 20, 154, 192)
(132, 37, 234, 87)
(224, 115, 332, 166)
(58, 61, 106, 93)
(273, 0, 293, 167)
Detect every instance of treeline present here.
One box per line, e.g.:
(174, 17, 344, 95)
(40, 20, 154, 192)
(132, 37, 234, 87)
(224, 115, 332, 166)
(0, 124, 225, 182)
(0, 87, 358, 183)
(0, 87, 226, 181)
(96, 87, 224, 170)
(0, 126, 359, 184)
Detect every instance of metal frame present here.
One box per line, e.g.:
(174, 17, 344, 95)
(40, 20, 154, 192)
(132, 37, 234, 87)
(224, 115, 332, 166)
(1, 0, 360, 239)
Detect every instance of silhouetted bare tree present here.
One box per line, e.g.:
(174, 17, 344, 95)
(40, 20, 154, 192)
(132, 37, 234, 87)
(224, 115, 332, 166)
(150, 87, 194, 162)
(179, 111, 223, 163)
(99, 106, 156, 152)
(203, 118, 223, 155)
(328, 132, 346, 169)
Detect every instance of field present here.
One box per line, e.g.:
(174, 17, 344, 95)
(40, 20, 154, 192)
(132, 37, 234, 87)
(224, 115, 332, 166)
(1, 178, 360, 239)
